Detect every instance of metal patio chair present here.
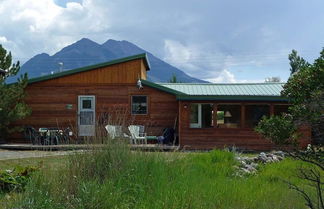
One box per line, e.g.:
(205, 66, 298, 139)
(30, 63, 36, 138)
(23, 126, 41, 145)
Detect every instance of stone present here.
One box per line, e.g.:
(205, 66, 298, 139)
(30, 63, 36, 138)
(272, 155, 279, 162)
(272, 151, 285, 157)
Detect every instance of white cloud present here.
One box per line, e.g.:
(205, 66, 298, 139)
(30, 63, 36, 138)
(0, 0, 112, 61)
(0, 0, 322, 82)
(0, 36, 8, 43)
(163, 39, 237, 81)
(205, 69, 237, 83)
(164, 39, 199, 72)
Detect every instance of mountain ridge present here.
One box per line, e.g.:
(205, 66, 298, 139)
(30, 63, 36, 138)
(18, 38, 207, 83)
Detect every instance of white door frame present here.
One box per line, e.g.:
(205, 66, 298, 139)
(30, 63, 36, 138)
(190, 104, 202, 128)
(78, 95, 96, 136)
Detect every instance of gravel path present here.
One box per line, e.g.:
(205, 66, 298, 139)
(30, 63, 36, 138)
(0, 149, 73, 160)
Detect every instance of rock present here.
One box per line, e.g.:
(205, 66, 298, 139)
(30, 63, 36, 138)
(250, 162, 258, 169)
(245, 164, 257, 173)
(272, 155, 279, 162)
(272, 151, 285, 158)
(241, 160, 247, 166)
(277, 156, 284, 161)
(257, 152, 268, 163)
(241, 168, 251, 174)
(235, 151, 285, 177)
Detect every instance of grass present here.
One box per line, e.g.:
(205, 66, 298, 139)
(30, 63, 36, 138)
(0, 141, 318, 209)
(0, 155, 68, 171)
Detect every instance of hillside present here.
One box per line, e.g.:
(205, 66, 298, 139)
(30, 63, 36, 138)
(18, 38, 206, 83)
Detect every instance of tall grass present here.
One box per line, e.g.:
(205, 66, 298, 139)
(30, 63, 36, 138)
(3, 139, 312, 209)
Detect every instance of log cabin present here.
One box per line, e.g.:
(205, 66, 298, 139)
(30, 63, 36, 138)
(7, 53, 311, 150)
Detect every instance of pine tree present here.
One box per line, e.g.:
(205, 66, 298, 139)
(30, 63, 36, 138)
(288, 49, 309, 75)
(0, 44, 31, 142)
(168, 74, 180, 83)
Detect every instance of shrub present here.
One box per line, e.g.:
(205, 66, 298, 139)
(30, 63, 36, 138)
(255, 114, 299, 145)
(0, 166, 38, 193)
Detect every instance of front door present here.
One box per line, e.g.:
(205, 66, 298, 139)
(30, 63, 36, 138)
(78, 95, 95, 136)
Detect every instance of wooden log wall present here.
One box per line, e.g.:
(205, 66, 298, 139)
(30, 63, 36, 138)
(10, 84, 178, 143)
(178, 101, 311, 151)
(9, 59, 177, 143)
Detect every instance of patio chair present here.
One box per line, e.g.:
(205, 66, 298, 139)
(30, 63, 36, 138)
(23, 126, 40, 145)
(128, 125, 146, 144)
(61, 127, 73, 144)
(105, 125, 124, 139)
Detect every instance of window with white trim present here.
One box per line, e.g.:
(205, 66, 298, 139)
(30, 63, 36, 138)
(131, 96, 148, 115)
(189, 104, 213, 128)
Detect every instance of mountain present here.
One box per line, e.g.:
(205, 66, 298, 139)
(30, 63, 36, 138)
(18, 38, 207, 83)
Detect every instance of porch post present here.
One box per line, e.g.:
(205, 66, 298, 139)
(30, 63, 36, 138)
(241, 103, 245, 128)
(270, 104, 274, 116)
(213, 103, 218, 128)
(178, 101, 181, 146)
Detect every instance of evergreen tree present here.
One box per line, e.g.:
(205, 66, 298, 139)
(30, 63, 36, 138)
(168, 74, 180, 83)
(256, 48, 324, 209)
(288, 49, 310, 75)
(0, 44, 31, 142)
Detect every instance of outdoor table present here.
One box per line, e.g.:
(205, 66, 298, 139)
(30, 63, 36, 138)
(38, 128, 62, 145)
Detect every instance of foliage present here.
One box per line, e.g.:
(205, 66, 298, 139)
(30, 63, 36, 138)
(255, 114, 298, 145)
(256, 48, 324, 144)
(288, 49, 310, 74)
(256, 48, 324, 209)
(283, 49, 324, 126)
(0, 166, 38, 193)
(168, 73, 181, 83)
(1, 142, 315, 209)
(0, 44, 31, 140)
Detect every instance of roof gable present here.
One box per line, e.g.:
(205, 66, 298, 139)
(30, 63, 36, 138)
(27, 53, 150, 84)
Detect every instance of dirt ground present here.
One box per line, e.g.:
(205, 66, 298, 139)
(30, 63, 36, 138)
(0, 149, 73, 160)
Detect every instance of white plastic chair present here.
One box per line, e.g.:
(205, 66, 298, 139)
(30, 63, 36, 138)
(128, 125, 146, 144)
(105, 125, 117, 139)
(105, 125, 124, 139)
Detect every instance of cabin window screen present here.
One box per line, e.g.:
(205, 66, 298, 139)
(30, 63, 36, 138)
(190, 104, 213, 128)
(245, 105, 270, 127)
(131, 96, 148, 115)
(80, 112, 94, 125)
(216, 105, 241, 128)
(274, 105, 289, 116)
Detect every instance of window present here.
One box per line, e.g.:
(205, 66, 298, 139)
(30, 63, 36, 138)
(216, 105, 241, 128)
(190, 104, 213, 128)
(131, 96, 148, 115)
(245, 105, 270, 127)
(274, 105, 289, 116)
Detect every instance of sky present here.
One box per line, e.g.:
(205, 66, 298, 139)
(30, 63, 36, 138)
(0, 0, 323, 83)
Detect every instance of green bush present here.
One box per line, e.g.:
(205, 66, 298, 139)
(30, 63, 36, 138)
(0, 166, 38, 193)
(255, 114, 298, 145)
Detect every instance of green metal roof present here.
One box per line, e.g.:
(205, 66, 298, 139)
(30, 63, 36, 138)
(142, 81, 288, 101)
(158, 83, 285, 96)
(140, 80, 186, 95)
(27, 53, 150, 84)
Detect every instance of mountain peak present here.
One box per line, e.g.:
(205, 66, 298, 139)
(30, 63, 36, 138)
(19, 38, 207, 83)
(77, 37, 98, 44)
(103, 39, 130, 45)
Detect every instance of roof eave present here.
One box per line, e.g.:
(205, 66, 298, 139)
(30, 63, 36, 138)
(141, 79, 186, 96)
(176, 95, 288, 102)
